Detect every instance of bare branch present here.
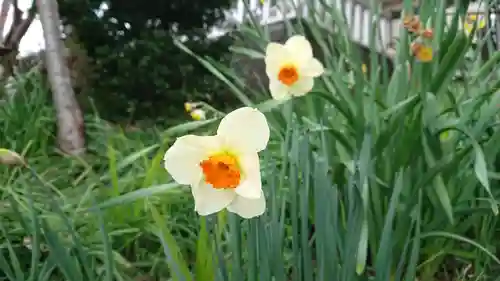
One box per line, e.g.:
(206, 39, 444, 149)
(0, 0, 11, 42)
(8, 9, 36, 47)
(3, 0, 36, 49)
(11, 0, 21, 26)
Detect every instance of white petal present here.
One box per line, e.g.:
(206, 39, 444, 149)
(284, 35, 313, 64)
(227, 191, 266, 219)
(163, 135, 221, 185)
(301, 58, 324, 77)
(234, 153, 262, 199)
(269, 79, 291, 101)
(289, 77, 314, 96)
(265, 42, 289, 76)
(217, 107, 270, 153)
(192, 182, 236, 216)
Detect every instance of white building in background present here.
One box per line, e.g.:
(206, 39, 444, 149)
(212, 0, 395, 53)
(213, 0, 499, 54)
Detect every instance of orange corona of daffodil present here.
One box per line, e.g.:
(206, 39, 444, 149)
(411, 42, 433, 62)
(416, 46, 433, 62)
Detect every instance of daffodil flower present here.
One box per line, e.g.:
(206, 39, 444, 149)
(416, 46, 433, 62)
(411, 42, 433, 62)
(402, 15, 421, 33)
(265, 35, 324, 100)
(190, 109, 206, 121)
(163, 107, 270, 219)
(464, 14, 486, 34)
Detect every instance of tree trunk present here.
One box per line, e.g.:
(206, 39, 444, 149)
(36, 0, 85, 155)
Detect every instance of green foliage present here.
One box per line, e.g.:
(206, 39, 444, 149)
(100, 0, 500, 280)
(0, 70, 203, 280)
(57, 0, 240, 121)
(3, 0, 500, 280)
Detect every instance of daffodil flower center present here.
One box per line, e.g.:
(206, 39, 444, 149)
(190, 110, 204, 120)
(468, 15, 478, 21)
(199, 153, 241, 189)
(278, 64, 299, 86)
(416, 46, 432, 62)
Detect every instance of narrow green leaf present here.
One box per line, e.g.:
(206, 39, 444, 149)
(88, 183, 182, 211)
(430, 32, 469, 95)
(472, 140, 498, 215)
(150, 204, 192, 281)
(229, 46, 264, 59)
(419, 231, 500, 265)
(195, 217, 215, 281)
(163, 118, 220, 137)
(107, 140, 119, 196)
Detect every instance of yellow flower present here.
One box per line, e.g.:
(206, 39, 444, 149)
(190, 109, 206, 121)
(184, 102, 194, 112)
(163, 107, 270, 218)
(411, 42, 433, 62)
(464, 14, 486, 34)
(361, 64, 367, 74)
(265, 35, 324, 100)
(416, 46, 433, 62)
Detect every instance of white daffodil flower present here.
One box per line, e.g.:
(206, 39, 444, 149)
(264, 35, 324, 100)
(163, 107, 270, 219)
